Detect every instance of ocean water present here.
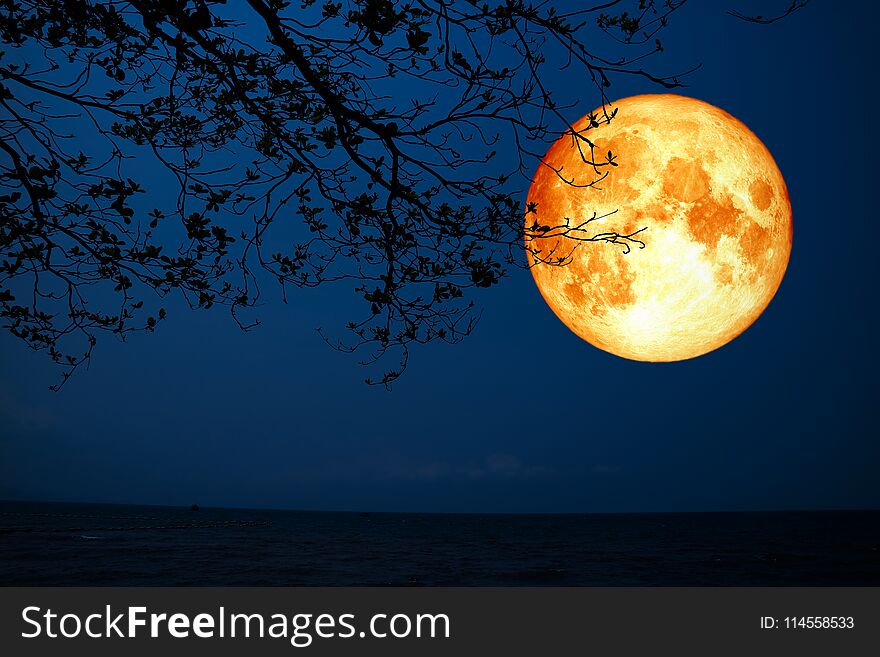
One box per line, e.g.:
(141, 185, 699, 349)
(0, 501, 877, 586)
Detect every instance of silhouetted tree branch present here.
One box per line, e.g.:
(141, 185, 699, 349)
(0, 0, 789, 388)
(728, 1, 810, 25)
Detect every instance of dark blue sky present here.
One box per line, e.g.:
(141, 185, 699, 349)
(1, 1, 877, 513)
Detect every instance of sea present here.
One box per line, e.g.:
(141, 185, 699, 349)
(0, 501, 877, 586)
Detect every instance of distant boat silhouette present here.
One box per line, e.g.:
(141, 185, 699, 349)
(191, 504, 200, 512)
(360, 512, 371, 518)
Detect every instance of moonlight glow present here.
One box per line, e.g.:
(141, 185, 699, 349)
(527, 94, 792, 361)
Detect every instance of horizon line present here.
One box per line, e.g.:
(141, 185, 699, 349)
(2, 497, 878, 517)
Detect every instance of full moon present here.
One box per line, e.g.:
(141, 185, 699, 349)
(526, 94, 792, 361)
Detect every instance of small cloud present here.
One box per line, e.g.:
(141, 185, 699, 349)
(380, 460, 450, 482)
(411, 461, 452, 481)
(459, 453, 554, 480)
(383, 453, 555, 482)
(591, 464, 621, 475)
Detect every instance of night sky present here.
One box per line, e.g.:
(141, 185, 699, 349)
(1, 1, 877, 513)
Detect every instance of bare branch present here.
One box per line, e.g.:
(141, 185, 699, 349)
(728, 1, 810, 25)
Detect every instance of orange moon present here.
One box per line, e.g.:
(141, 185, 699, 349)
(526, 94, 792, 361)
